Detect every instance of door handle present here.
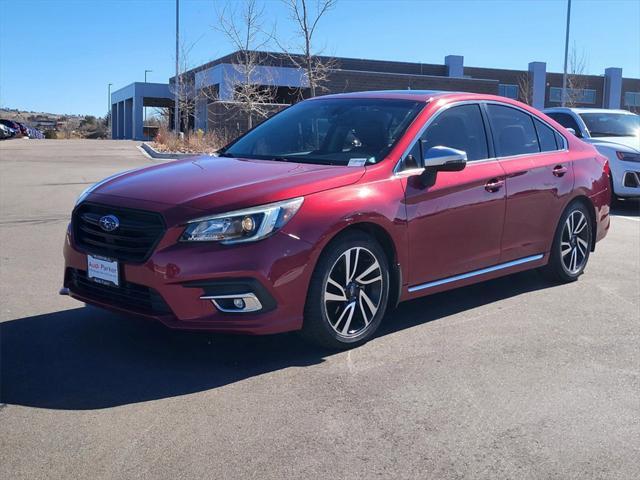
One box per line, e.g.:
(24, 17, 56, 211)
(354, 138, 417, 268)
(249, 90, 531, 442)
(553, 165, 568, 177)
(484, 178, 504, 193)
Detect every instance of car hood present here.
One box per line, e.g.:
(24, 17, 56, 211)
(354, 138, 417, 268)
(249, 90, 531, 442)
(586, 136, 640, 152)
(88, 155, 365, 214)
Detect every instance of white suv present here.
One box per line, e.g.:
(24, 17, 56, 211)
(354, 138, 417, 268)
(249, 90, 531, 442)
(544, 108, 640, 200)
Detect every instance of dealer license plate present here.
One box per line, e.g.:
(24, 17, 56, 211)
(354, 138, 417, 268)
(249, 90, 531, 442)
(87, 255, 119, 287)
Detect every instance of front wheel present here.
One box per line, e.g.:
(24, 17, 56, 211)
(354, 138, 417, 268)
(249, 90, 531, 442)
(301, 232, 390, 349)
(541, 202, 592, 283)
(609, 175, 621, 208)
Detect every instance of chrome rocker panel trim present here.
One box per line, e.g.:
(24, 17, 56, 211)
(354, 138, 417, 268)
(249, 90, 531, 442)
(408, 254, 544, 293)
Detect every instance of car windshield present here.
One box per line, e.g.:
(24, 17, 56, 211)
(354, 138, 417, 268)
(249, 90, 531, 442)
(579, 112, 640, 138)
(222, 98, 424, 165)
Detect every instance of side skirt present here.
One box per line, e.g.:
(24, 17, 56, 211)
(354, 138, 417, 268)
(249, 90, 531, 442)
(407, 254, 544, 294)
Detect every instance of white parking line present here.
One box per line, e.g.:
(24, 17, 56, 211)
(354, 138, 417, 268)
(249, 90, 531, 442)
(613, 215, 640, 222)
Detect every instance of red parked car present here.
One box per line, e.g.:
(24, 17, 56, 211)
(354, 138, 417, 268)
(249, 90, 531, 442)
(62, 91, 611, 349)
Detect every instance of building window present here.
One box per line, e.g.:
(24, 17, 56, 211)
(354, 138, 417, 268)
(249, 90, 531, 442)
(624, 92, 640, 107)
(498, 84, 519, 99)
(549, 87, 597, 104)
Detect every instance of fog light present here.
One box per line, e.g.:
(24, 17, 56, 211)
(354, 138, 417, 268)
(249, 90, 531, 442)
(199, 292, 263, 313)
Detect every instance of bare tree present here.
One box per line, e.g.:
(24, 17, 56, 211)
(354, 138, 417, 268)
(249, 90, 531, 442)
(517, 72, 534, 105)
(215, 0, 276, 130)
(170, 41, 201, 133)
(280, 0, 337, 97)
(564, 43, 588, 107)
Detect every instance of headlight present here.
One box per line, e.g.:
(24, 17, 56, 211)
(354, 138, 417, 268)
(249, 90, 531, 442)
(181, 197, 304, 244)
(616, 151, 640, 162)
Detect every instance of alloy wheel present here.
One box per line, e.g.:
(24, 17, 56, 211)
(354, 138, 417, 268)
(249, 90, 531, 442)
(323, 247, 383, 338)
(560, 210, 590, 274)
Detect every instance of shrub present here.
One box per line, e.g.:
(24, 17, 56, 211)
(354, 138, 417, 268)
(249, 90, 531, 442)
(152, 127, 234, 154)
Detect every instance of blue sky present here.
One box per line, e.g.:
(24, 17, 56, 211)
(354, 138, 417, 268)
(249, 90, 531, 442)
(1, 0, 638, 116)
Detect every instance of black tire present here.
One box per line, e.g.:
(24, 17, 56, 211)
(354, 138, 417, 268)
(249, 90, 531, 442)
(300, 231, 390, 350)
(609, 175, 621, 208)
(540, 201, 593, 283)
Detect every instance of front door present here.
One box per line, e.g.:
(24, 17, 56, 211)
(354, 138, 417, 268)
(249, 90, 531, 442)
(403, 103, 507, 288)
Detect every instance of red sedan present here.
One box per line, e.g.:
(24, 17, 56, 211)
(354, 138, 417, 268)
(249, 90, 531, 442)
(62, 91, 611, 348)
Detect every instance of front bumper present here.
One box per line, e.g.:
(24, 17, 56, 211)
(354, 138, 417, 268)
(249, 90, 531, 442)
(611, 159, 640, 198)
(62, 223, 316, 334)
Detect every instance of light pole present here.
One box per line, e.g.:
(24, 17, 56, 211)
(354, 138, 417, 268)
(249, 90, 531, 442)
(107, 83, 112, 138)
(144, 70, 152, 139)
(174, 0, 180, 134)
(561, 0, 572, 107)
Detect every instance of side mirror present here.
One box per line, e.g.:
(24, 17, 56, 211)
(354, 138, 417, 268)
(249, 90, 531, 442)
(566, 127, 580, 138)
(413, 145, 468, 189)
(422, 144, 468, 172)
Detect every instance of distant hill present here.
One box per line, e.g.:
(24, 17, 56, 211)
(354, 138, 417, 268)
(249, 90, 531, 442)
(1, 108, 83, 123)
(0, 108, 108, 139)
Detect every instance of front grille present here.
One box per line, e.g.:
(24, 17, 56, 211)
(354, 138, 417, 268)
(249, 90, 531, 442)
(66, 268, 171, 315)
(623, 171, 640, 188)
(73, 202, 165, 263)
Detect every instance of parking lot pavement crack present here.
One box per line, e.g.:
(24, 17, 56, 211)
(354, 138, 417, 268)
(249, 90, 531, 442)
(0, 216, 69, 227)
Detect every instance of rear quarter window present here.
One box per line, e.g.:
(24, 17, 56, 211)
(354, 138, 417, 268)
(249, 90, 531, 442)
(534, 118, 559, 152)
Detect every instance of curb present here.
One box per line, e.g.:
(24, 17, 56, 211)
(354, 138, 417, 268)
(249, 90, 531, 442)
(140, 142, 207, 160)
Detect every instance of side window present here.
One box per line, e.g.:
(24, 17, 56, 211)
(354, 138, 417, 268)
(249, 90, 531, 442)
(546, 112, 582, 136)
(486, 104, 540, 157)
(421, 104, 489, 161)
(404, 141, 422, 169)
(534, 118, 558, 152)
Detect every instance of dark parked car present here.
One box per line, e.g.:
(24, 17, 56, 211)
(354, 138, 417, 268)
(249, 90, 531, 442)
(0, 123, 14, 139)
(0, 119, 22, 137)
(14, 122, 29, 137)
(25, 126, 43, 139)
(62, 91, 611, 348)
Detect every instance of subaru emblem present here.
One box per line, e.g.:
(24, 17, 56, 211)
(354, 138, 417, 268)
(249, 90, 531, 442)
(99, 214, 120, 232)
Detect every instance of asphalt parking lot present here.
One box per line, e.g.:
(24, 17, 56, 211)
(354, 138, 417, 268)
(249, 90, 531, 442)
(1, 139, 639, 479)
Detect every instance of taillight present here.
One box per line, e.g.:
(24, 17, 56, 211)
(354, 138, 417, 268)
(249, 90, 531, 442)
(603, 159, 611, 177)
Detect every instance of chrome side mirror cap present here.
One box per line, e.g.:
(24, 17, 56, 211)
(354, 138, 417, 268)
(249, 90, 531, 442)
(422, 145, 468, 172)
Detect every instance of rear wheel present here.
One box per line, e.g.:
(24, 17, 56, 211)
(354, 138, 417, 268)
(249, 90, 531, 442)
(301, 232, 390, 349)
(541, 201, 592, 283)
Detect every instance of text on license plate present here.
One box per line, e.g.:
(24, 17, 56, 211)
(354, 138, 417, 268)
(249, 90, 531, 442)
(87, 255, 119, 287)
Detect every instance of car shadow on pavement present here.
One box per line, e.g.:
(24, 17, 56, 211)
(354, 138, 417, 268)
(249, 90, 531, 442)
(1, 270, 552, 410)
(611, 198, 639, 217)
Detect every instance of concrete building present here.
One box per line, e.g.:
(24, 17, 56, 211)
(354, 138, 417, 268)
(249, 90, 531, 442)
(111, 50, 640, 140)
(110, 82, 174, 140)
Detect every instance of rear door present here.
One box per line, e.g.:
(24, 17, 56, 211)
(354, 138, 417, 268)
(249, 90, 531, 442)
(485, 103, 574, 263)
(403, 103, 507, 287)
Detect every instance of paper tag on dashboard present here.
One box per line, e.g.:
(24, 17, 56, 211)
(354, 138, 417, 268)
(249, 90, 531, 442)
(348, 158, 367, 167)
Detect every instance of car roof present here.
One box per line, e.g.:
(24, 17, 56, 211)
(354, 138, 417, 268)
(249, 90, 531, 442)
(310, 90, 470, 102)
(543, 107, 635, 115)
(309, 90, 519, 104)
